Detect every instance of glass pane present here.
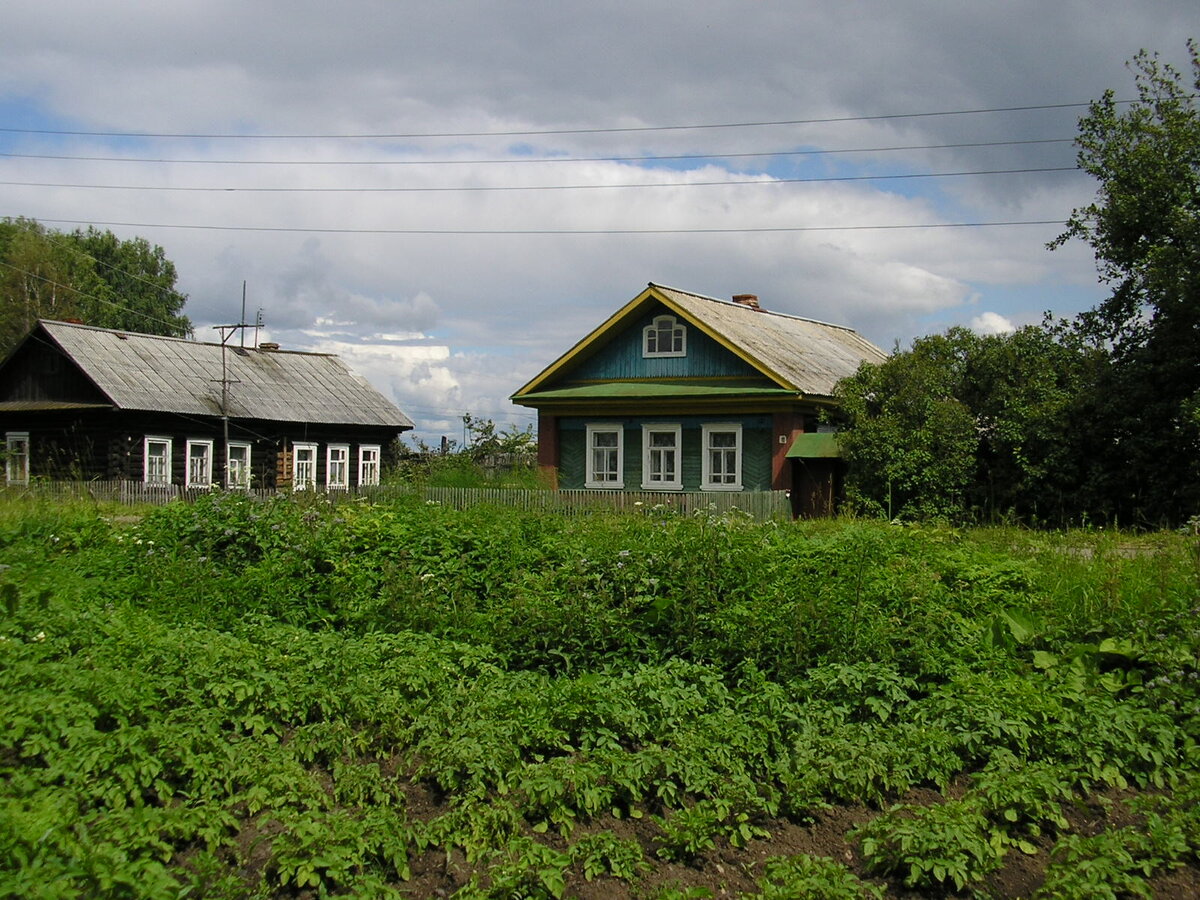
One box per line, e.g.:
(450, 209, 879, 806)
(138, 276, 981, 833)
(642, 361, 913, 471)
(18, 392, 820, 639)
(594, 431, 618, 449)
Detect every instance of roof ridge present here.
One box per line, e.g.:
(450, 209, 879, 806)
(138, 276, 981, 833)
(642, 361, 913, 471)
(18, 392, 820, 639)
(39, 319, 334, 356)
(647, 283, 860, 333)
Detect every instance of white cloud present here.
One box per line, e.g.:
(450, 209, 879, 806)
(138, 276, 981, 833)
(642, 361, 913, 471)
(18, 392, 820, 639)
(971, 312, 1017, 335)
(2, 0, 1192, 438)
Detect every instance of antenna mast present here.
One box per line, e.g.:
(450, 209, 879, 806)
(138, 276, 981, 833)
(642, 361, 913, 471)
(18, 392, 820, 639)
(212, 286, 259, 487)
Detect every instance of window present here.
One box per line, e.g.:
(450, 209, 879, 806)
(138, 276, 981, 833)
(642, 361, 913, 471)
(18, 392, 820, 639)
(585, 424, 623, 489)
(292, 442, 317, 490)
(144, 436, 172, 485)
(227, 441, 252, 489)
(358, 444, 381, 486)
(326, 444, 349, 489)
(643, 315, 686, 358)
(185, 439, 214, 488)
(5, 432, 29, 485)
(641, 424, 682, 490)
(701, 424, 742, 491)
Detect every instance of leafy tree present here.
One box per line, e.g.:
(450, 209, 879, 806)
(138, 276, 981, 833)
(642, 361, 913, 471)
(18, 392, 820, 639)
(1051, 43, 1200, 525)
(0, 218, 190, 356)
(460, 412, 536, 463)
(836, 326, 1097, 523)
(836, 329, 982, 521)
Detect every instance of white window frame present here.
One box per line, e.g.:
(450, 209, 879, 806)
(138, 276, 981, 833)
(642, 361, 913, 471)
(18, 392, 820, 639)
(585, 424, 624, 489)
(292, 441, 318, 490)
(701, 423, 743, 491)
(227, 441, 252, 489)
(641, 424, 682, 490)
(185, 439, 214, 489)
(144, 436, 173, 485)
(5, 432, 29, 485)
(358, 444, 381, 487)
(326, 443, 350, 490)
(643, 315, 687, 358)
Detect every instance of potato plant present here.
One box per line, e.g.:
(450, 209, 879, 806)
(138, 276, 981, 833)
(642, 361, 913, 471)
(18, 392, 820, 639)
(1, 494, 1198, 897)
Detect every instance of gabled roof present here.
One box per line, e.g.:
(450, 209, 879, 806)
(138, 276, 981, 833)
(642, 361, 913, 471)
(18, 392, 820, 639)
(17, 320, 413, 429)
(513, 283, 887, 401)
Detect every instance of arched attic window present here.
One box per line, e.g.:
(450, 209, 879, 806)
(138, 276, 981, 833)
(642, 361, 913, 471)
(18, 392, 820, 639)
(643, 315, 686, 358)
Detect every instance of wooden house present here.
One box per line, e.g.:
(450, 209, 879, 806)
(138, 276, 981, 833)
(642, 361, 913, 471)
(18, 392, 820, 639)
(0, 320, 413, 490)
(511, 284, 887, 516)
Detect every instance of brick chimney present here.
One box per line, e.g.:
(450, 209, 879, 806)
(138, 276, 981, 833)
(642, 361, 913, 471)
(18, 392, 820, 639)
(732, 293, 760, 310)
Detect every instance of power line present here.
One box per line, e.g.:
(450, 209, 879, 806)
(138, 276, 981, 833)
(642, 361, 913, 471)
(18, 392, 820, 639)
(22, 216, 1065, 236)
(40, 230, 188, 313)
(0, 166, 1080, 195)
(0, 137, 1076, 167)
(0, 258, 187, 333)
(0, 101, 1104, 141)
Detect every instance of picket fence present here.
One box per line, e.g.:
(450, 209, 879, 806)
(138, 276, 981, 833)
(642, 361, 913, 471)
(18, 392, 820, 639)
(0, 481, 792, 521)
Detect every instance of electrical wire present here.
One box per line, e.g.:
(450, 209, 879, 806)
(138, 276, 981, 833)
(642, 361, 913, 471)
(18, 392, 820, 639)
(0, 166, 1081, 194)
(18, 217, 1066, 236)
(0, 259, 188, 334)
(0, 101, 1106, 140)
(0, 137, 1076, 167)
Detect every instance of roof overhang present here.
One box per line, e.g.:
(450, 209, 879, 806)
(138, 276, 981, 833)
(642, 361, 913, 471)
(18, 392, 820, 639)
(0, 400, 114, 412)
(786, 432, 842, 459)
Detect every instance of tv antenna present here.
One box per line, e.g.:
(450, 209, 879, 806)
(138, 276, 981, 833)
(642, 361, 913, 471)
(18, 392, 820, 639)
(211, 281, 261, 486)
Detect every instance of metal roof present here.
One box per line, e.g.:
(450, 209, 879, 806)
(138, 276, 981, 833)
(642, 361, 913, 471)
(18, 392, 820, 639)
(513, 283, 888, 402)
(786, 432, 842, 458)
(38, 320, 414, 428)
(650, 284, 888, 397)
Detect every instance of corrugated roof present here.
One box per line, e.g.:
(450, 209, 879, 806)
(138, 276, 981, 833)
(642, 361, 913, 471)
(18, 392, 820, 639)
(650, 284, 888, 396)
(513, 283, 887, 402)
(39, 320, 413, 428)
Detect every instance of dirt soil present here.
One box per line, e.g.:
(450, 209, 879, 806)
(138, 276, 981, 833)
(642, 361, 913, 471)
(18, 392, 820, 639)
(389, 781, 1200, 899)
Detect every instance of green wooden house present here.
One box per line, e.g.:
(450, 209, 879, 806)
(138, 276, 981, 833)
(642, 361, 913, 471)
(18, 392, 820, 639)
(511, 283, 887, 515)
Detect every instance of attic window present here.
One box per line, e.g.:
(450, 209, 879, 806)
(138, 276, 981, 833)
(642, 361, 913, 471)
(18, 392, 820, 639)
(643, 315, 686, 358)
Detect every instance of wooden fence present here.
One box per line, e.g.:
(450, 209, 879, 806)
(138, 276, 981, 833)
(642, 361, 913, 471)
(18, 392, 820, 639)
(0, 481, 792, 521)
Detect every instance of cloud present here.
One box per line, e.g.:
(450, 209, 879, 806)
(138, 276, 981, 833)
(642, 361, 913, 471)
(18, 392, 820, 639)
(2, 0, 1193, 440)
(971, 312, 1017, 335)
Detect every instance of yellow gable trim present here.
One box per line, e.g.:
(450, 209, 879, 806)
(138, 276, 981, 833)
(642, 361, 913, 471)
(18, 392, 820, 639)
(511, 284, 661, 397)
(510, 284, 801, 398)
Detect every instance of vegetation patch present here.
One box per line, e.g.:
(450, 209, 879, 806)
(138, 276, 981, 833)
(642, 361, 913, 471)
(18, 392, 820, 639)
(2, 493, 1199, 897)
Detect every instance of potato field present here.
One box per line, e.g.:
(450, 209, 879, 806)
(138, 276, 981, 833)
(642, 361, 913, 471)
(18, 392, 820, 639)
(2, 493, 1198, 898)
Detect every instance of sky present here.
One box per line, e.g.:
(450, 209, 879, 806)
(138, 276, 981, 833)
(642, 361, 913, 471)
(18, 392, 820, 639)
(1, 2, 1197, 445)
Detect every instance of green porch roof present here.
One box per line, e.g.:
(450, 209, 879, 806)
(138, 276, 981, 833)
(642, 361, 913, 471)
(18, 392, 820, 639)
(786, 432, 842, 458)
(517, 381, 798, 401)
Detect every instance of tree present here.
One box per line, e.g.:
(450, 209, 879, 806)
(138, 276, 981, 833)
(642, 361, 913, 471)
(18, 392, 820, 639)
(836, 326, 1098, 524)
(836, 330, 982, 521)
(1051, 43, 1200, 524)
(0, 218, 190, 356)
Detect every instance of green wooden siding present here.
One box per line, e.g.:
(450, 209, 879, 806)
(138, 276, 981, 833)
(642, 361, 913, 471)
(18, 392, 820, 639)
(557, 415, 773, 491)
(570, 305, 764, 382)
